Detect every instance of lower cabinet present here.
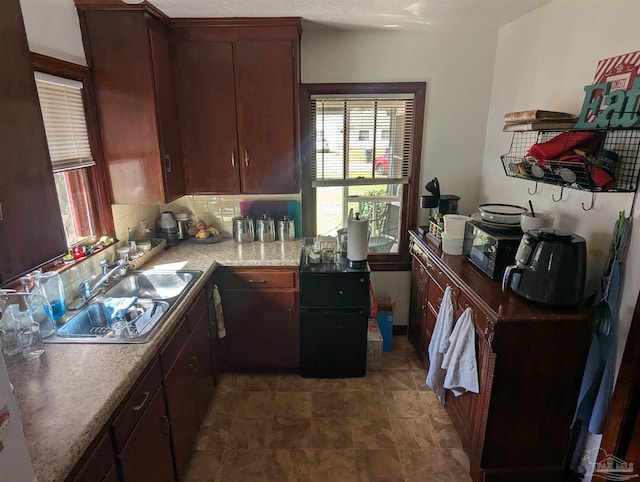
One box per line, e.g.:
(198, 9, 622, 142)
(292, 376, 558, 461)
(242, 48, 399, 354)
(161, 289, 215, 478)
(117, 387, 173, 482)
(109, 359, 174, 482)
(214, 267, 300, 370)
(408, 232, 590, 482)
(68, 284, 217, 482)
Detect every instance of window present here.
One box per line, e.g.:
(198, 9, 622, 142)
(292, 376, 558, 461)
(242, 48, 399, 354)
(32, 54, 113, 249)
(301, 83, 426, 269)
(35, 73, 95, 246)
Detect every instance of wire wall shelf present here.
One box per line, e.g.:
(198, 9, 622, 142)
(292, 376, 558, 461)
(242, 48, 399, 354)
(501, 129, 640, 193)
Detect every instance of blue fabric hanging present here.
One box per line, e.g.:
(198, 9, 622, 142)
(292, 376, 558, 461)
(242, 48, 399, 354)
(573, 213, 632, 435)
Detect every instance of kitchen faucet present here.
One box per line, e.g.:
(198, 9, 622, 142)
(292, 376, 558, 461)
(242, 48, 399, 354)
(71, 259, 127, 309)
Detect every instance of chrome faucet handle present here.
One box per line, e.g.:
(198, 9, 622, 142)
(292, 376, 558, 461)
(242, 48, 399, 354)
(80, 274, 98, 300)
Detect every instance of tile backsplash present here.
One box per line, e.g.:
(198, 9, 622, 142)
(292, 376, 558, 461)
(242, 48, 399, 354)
(111, 193, 301, 241)
(164, 193, 302, 237)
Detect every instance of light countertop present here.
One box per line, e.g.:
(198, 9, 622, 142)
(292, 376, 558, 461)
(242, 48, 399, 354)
(5, 237, 303, 481)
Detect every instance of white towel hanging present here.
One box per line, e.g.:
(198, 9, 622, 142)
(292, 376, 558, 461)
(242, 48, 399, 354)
(426, 286, 455, 405)
(442, 307, 479, 396)
(213, 285, 227, 339)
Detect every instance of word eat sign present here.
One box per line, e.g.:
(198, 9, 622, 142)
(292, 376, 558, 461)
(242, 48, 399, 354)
(575, 77, 640, 129)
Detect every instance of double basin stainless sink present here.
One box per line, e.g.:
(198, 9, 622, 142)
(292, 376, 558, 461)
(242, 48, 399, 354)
(45, 270, 202, 344)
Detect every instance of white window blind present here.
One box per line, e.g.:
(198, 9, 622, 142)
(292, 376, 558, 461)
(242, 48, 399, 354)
(34, 72, 94, 172)
(310, 94, 414, 187)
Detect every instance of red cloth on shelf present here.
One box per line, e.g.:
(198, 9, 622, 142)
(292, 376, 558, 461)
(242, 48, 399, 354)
(526, 131, 603, 161)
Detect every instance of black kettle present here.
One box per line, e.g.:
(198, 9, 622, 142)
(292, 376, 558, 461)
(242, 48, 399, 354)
(502, 228, 587, 305)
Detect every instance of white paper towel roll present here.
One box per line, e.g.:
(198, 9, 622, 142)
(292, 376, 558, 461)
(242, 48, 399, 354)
(347, 215, 369, 263)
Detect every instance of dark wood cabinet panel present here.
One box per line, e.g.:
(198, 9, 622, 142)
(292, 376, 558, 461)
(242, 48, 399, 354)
(408, 231, 590, 482)
(79, 8, 185, 204)
(70, 430, 116, 482)
(148, 17, 186, 201)
(162, 288, 215, 479)
(174, 20, 300, 195)
(176, 40, 240, 193)
(163, 335, 199, 478)
(216, 267, 299, 370)
(0, 0, 67, 284)
(408, 257, 428, 360)
(235, 40, 297, 193)
(223, 289, 299, 370)
(117, 387, 174, 482)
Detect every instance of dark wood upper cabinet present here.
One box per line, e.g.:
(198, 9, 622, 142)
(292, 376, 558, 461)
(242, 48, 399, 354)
(77, 6, 185, 205)
(0, 0, 67, 284)
(173, 19, 301, 194)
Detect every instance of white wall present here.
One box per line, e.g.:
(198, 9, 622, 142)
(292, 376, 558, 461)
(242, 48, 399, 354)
(302, 28, 498, 220)
(482, 1, 640, 475)
(302, 28, 498, 324)
(19, 0, 86, 65)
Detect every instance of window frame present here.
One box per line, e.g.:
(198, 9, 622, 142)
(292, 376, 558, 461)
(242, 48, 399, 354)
(301, 82, 426, 271)
(31, 52, 114, 244)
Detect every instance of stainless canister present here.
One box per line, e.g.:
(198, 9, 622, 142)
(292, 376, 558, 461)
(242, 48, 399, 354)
(277, 216, 295, 242)
(232, 216, 255, 243)
(256, 215, 276, 243)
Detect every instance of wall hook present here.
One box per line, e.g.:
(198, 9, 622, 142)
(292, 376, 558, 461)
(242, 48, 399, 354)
(552, 186, 565, 202)
(527, 182, 540, 195)
(582, 192, 597, 211)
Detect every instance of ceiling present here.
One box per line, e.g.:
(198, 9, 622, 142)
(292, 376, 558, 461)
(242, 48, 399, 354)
(148, 0, 553, 31)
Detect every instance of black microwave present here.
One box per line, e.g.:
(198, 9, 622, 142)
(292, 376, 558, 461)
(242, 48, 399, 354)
(463, 220, 523, 280)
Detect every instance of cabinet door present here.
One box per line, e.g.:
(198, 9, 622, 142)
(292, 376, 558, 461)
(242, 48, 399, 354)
(408, 257, 428, 357)
(0, 0, 67, 283)
(148, 17, 185, 202)
(81, 9, 175, 205)
(176, 40, 240, 193)
(191, 310, 215, 424)
(163, 342, 199, 478)
(235, 40, 298, 194)
(118, 388, 174, 482)
(222, 289, 299, 370)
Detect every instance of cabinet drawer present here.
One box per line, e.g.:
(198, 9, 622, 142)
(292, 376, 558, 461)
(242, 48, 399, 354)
(426, 305, 437, 340)
(427, 264, 456, 293)
(456, 289, 493, 343)
(218, 269, 297, 289)
(427, 282, 445, 314)
(112, 359, 162, 452)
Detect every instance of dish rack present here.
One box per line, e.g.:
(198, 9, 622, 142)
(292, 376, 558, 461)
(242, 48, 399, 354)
(500, 129, 640, 192)
(126, 238, 166, 270)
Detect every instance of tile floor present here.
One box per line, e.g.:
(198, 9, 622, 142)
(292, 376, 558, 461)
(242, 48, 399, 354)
(184, 336, 472, 482)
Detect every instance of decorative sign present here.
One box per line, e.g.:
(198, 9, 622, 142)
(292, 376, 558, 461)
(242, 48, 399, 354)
(575, 51, 640, 129)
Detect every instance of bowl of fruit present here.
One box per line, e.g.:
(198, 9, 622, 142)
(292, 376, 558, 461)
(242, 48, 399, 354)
(187, 220, 223, 244)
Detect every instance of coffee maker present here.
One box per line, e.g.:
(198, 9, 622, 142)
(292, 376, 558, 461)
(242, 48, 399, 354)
(419, 178, 461, 235)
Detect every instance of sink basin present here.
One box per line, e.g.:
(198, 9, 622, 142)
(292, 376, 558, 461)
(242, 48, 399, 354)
(104, 270, 201, 302)
(45, 269, 202, 344)
(51, 299, 169, 343)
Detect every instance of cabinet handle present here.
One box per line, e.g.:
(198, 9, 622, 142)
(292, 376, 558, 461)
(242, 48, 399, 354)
(192, 356, 199, 374)
(437, 297, 443, 306)
(437, 272, 443, 280)
(132, 391, 150, 411)
(188, 363, 196, 379)
(248, 279, 266, 284)
(0, 201, 3, 220)
(161, 415, 170, 436)
(163, 154, 171, 173)
(244, 149, 249, 167)
(231, 151, 236, 167)
(288, 308, 292, 323)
